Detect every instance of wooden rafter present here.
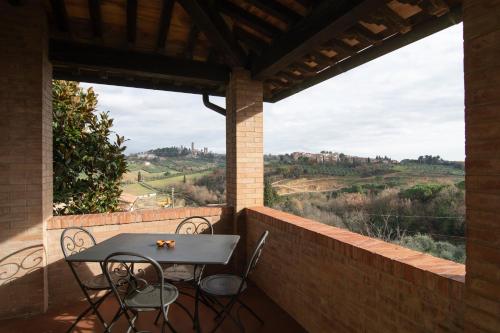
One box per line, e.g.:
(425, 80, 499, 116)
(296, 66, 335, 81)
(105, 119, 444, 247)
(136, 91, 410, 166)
(88, 0, 102, 38)
(252, 0, 385, 79)
(177, 0, 246, 67)
(217, 0, 282, 38)
(157, 0, 175, 50)
(127, 0, 138, 43)
(50, 40, 230, 85)
(245, 0, 301, 26)
(50, 0, 69, 32)
(184, 24, 199, 59)
(233, 26, 269, 55)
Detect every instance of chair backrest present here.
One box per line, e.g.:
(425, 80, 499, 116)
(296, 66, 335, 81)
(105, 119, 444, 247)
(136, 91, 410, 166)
(243, 230, 269, 279)
(60, 227, 97, 259)
(103, 252, 170, 320)
(175, 216, 214, 235)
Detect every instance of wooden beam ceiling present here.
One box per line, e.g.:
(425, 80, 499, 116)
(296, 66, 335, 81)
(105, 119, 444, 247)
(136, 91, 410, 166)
(50, 40, 230, 85)
(269, 6, 462, 102)
(251, 0, 385, 79)
(177, 0, 247, 67)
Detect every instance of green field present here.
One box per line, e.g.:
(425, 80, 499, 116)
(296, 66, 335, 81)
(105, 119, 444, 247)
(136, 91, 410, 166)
(121, 183, 156, 196)
(144, 171, 211, 189)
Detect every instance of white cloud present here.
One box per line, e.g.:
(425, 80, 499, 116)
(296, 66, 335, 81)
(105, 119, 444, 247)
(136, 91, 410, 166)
(82, 23, 464, 161)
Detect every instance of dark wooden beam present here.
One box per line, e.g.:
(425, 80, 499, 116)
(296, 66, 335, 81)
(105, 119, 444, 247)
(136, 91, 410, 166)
(217, 0, 282, 38)
(88, 0, 102, 38)
(184, 25, 199, 59)
(233, 26, 269, 55)
(49, 40, 230, 85)
(53, 69, 225, 97)
(245, 0, 301, 26)
(157, 0, 175, 50)
(252, 0, 385, 79)
(375, 6, 412, 34)
(127, 0, 138, 43)
(177, 0, 246, 67)
(269, 5, 462, 102)
(50, 0, 69, 32)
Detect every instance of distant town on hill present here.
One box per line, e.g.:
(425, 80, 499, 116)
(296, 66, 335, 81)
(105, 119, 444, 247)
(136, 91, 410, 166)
(121, 143, 465, 264)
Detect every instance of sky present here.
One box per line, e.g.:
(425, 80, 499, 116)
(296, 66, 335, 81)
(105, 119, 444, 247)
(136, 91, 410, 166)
(82, 23, 464, 161)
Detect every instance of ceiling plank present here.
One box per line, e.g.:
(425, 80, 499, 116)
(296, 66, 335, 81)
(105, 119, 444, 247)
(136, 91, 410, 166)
(157, 0, 175, 50)
(127, 0, 138, 43)
(50, 0, 69, 32)
(252, 0, 385, 79)
(88, 0, 102, 38)
(177, 0, 246, 67)
(49, 40, 230, 85)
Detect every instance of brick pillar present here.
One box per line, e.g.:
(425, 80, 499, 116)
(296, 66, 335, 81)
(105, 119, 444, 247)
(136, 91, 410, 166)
(226, 68, 264, 230)
(0, 3, 52, 318)
(463, 1, 500, 332)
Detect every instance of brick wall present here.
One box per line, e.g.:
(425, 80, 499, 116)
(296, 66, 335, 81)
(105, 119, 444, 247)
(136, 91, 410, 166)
(246, 207, 465, 332)
(46, 207, 231, 307)
(0, 2, 52, 319)
(463, 1, 500, 332)
(225, 68, 264, 217)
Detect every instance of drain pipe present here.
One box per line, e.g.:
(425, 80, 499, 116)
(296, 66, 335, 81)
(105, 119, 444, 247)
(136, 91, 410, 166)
(203, 93, 226, 116)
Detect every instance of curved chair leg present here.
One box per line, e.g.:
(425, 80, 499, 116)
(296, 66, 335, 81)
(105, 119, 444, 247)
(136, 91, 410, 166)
(66, 290, 112, 333)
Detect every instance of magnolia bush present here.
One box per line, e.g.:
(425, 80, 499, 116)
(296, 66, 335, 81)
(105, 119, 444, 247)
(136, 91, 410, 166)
(53, 80, 127, 215)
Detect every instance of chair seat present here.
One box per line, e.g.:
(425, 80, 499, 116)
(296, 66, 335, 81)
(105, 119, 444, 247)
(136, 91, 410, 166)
(82, 271, 124, 290)
(124, 283, 178, 309)
(200, 274, 246, 297)
(163, 264, 196, 282)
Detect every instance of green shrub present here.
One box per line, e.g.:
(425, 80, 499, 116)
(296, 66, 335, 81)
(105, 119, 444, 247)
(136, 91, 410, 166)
(398, 234, 465, 263)
(400, 184, 445, 202)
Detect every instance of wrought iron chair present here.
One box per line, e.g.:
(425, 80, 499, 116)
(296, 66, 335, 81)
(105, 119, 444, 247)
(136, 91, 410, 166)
(198, 230, 269, 333)
(163, 216, 214, 283)
(154, 216, 214, 326)
(103, 252, 179, 333)
(60, 227, 122, 332)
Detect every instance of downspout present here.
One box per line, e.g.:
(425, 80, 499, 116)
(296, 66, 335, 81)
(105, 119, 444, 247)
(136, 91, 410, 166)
(203, 93, 226, 116)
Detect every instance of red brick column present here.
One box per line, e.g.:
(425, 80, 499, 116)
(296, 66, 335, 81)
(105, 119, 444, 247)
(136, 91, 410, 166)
(225, 68, 264, 219)
(463, 1, 500, 331)
(0, 3, 52, 318)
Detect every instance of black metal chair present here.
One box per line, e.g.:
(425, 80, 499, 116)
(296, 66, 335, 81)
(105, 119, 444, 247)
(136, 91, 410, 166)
(103, 252, 179, 333)
(60, 227, 122, 333)
(163, 216, 214, 283)
(198, 230, 269, 333)
(154, 216, 214, 327)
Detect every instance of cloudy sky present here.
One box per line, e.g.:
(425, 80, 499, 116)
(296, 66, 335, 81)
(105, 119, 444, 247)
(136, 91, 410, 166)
(82, 23, 464, 161)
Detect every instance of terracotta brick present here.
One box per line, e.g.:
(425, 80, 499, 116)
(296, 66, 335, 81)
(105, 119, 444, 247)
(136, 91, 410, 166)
(245, 207, 465, 332)
(0, 2, 52, 319)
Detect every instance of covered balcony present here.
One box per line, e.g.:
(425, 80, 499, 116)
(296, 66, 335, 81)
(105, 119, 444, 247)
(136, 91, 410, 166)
(0, 1, 498, 332)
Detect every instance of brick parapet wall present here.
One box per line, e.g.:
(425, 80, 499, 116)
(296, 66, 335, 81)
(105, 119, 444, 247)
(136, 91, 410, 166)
(46, 207, 232, 307)
(246, 207, 465, 332)
(463, 1, 500, 332)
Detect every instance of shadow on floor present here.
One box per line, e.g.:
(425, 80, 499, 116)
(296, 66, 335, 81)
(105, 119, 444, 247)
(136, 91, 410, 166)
(0, 284, 306, 333)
